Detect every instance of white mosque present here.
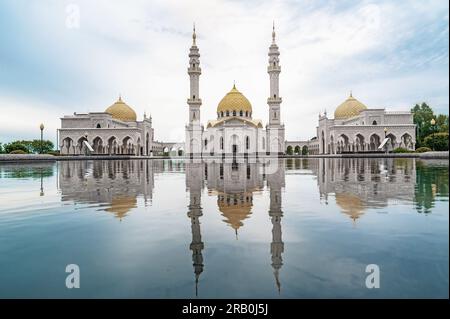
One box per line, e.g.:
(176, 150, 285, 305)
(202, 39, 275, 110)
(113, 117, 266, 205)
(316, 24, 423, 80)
(185, 25, 285, 158)
(58, 24, 416, 157)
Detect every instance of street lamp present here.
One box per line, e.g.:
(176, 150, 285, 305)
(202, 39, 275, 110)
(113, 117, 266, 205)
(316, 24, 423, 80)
(430, 118, 436, 151)
(39, 123, 44, 154)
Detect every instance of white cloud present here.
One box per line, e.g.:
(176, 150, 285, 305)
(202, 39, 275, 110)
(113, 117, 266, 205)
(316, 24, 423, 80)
(0, 0, 448, 143)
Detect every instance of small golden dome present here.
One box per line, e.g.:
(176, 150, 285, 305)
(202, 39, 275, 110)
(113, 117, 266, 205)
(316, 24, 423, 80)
(334, 93, 367, 120)
(105, 96, 137, 122)
(217, 84, 252, 114)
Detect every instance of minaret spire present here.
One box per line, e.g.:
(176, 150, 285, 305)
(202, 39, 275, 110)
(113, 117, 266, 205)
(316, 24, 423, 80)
(267, 22, 285, 155)
(272, 20, 276, 43)
(186, 23, 203, 157)
(193, 22, 196, 45)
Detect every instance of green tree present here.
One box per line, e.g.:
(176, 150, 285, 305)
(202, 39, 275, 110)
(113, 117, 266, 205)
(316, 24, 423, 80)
(411, 102, 435, 147)
(415, 161, 449, 213)
(286, 145, 293, 155)
(4, 141, 29, 154)
(30, 139, 54, 154)
(0, 142, 3, 154)
(3, 139, 54, 154)
(435, 114, 449, 133)
(302, 145, 309, 155)
(424, 132, 449, 151)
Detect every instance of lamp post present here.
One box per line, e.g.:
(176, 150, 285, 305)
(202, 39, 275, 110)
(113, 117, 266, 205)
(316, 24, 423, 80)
(39, 123, 44, 154)
(430, 118, 436, 151)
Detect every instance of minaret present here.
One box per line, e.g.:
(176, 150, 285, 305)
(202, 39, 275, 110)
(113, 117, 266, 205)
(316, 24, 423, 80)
(186, 162, 205, 296)
(186, 24, 203, 157)
(267, 160, 285, 293)
(266, 23, 285, 154)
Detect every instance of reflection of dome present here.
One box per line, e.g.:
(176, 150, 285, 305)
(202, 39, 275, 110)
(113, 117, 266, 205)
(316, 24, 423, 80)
(217, 84, 252, 114)
(217, 193, 253, 231)
(104, 196, 137, 219)
(334, 93, 367, 119)
(335, 193, 365, 221)
(105, 96, 137, 122)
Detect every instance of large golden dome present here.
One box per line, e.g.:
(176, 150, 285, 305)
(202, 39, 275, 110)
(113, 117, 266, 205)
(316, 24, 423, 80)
(218, 193, 252, 232)
(105, 96, 137, 122)
(334, 93, 367, 120)
(104, 196, 137, 219)
(217, 84, 252, 114)
(335, 193, 365, 222)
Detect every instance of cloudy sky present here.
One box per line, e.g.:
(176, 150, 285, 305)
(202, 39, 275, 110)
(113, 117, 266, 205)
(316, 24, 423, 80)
(0, 0, 448, 144)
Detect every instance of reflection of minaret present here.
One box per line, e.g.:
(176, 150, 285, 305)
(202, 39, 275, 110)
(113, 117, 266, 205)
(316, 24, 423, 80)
(186, 163, 205, 297)
(267, 160, 285, 294)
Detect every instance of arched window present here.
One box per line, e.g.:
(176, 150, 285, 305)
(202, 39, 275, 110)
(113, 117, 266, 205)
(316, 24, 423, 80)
(193, 63, 195, 68)
(193, 95, 195, 99)
(204, 138, 208, 148)
(245, 111, 248, 117)
(226, 111, 229, 117)
(96, 123, 101, 128)
(246, 136, 250, 150)
(233, 110, 236, 116)
(220, 137, 224, 150)
(372, 120, 377, 125)
(221, 111, 224, 117)
(274, 94, 276, 98)
(273, 62, 276, 66)
(240, 110, 243, 117)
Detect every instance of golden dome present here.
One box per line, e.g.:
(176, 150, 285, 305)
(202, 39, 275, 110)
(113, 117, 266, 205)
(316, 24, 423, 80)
(334, 93, 367, 119)
(104, 196, 137, 219)
(335, 193, 365, 222)
(217, 84, 252, 114)
(218, 193, 252, 231)
(105, 96, 137, 122)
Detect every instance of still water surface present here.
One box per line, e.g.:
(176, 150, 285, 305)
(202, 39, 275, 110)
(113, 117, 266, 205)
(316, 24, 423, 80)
(0, 158, 448, 298)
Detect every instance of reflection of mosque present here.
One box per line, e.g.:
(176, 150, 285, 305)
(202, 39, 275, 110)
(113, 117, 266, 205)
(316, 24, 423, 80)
(185, 159, 285, 295)
(54, 157, 421, 296)
(58, 160, 165, 219)
(286, 158, 416, 222)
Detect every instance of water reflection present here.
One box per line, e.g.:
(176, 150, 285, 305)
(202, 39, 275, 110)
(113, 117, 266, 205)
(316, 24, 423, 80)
(58, 160, 163, 219)
(52, 158, 449, 295)
(185, 160, 285, 294)
(310, 158, 416, 223)
(1, 158, 445, 296)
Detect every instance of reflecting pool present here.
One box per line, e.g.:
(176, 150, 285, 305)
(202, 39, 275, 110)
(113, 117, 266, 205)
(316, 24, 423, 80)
(0, 158, 448, 298)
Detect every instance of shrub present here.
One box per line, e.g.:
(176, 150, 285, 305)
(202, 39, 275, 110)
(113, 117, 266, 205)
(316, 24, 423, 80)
(5, 142, 29, 154)
(46, 151, 60, 156)
(393, 147, 410, 153)
(415, 147, 432, 153)
(424, 132, 449, 151)
(9, 150, 27, 154)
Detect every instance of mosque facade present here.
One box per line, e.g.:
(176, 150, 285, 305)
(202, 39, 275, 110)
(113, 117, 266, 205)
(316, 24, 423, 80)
(286, 93, 416, 155)
(185, 25, 285, 158)
(58, 96, 166, 156)
(58, 25, 416, 157)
